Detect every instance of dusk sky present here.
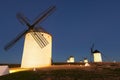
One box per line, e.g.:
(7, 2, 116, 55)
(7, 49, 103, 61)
(0, 0, 120, 64)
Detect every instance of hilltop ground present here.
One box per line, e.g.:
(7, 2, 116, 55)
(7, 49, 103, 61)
(0, 62, 120, 80)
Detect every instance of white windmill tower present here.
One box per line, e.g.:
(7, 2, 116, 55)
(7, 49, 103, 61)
(67, 56, 75, 63)
(4, 6, 56, 68)
(91, 44, 102, 62)
(83, 58, 89, 63)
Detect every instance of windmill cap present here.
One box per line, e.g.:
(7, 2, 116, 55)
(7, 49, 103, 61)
(35, 27, 47, 32)
(70, 56, 74, 58)
(84, 58, 87, 59)
(34, 27, 52, 36)
(93, 50, 100, 53)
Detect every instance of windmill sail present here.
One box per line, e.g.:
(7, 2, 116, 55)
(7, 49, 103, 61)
(91, 43, 94, 54)
(4, 30, 28, 50)
(32, 6, 56, 26)
(4, 6, 56, 50)
(16, 13, 31, 27)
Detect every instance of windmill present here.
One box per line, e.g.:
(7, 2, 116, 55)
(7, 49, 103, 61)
(4, 6, 56, 68)
(67, 56, 75, 63)
(90, 44, 102, 62)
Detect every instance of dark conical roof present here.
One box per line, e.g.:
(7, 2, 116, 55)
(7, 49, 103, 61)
(34, 27, 51, 35)
(34, 27, 47, 32)
(93, 50, 100, 53)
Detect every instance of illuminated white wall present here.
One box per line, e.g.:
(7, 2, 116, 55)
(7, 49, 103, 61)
(67, 56, 75, 63)
(69, 56, 74, 62)
(84, 58, 88, 63)
(21, 31, 52, 68)
(93, 52, 102, 62)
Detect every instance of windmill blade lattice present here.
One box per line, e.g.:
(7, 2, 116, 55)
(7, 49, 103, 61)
(30, 31, 49, 48)
(35, 32, 49, 45)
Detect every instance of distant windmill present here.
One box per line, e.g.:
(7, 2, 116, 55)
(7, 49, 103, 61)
(4, 6, 56, 68)
(67, 56, 75, 63)
(90, 44, 102, 62)
(83, 57, 89, 63)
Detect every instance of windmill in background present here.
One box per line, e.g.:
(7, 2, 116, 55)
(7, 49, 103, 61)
(91, 44, 103, 62)
(4, 6, 56, 68)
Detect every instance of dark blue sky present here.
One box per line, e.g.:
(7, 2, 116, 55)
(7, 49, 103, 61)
(0, 0, 120, 63)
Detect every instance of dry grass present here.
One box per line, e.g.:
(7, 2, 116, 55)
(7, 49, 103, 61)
(0, 63, 120, 80)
